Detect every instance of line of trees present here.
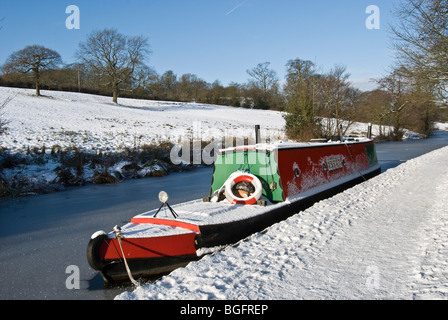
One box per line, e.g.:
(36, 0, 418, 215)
(0, 33, 285, 110)
(283, 0, 447, 141)
(383, 0, 448, 139)
(1, 0, 447, 141)
(0, 29, 284, 108)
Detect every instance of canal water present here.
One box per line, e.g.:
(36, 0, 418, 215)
(0, 131, 447, 300)
(0, 168, 213, 300)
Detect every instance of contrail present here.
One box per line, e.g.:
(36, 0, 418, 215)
(225, 0, 249, 16)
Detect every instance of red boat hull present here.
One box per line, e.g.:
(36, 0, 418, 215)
(87, 232, 199, 282)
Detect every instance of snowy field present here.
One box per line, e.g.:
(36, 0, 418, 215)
(0, 86, 419, 154)
(117, 145, 448, 300)
(0, 86, 286, 153)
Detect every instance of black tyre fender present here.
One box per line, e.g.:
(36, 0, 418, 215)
(86, 232, 109, 271)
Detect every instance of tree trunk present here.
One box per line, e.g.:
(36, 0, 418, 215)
(34, 70, 40, 96)
(112, 82, 118, 104)
(392, 110, 403, 141)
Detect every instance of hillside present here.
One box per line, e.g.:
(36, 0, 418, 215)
(0, 87, 286, 153)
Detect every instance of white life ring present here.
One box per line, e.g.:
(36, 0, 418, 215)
(224, 172, 263, 205)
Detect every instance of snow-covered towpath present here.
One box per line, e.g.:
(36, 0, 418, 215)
(117, 145, 448, 300)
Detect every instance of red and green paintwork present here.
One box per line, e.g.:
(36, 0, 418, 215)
(210, 140, 378, 202)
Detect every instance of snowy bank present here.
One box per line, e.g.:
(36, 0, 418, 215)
(116, 145, 448, 300)
(435, 122, 448, 131)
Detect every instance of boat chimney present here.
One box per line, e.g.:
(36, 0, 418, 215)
(367, 123, 372, 139)
(255, 125, 261, 144)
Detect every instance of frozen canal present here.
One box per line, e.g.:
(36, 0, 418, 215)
(0, 131, 447, 300)
(0, 168, 213, 299)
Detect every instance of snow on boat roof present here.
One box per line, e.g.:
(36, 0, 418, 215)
(119, 162, 380, 239)
(218, 137, 372, 153)
(117, 199, 289, 239)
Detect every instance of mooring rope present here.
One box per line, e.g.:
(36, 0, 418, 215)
(113, 226, 140, 287)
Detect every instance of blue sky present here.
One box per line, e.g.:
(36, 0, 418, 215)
(0, 0, 399, 91)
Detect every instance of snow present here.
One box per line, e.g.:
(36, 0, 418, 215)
(435, 122, 448, 131)
(116, 145, 448, 300)
(90, 230, 106, 240)
(0, 86, 286, 153)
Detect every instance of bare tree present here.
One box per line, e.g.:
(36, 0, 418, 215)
(315, 65, 361, 138)
(2, 45, 62, 96)
(157, 70, 178, 100)
(178, 73, 207, 102)
(247, 62, 278, 93)
(390, 0, 448, 102)
(245, 62, 282, 110)
(359, 89, 394, 137)
(377, 67, 411, 140)
(77, 29, 150, 103)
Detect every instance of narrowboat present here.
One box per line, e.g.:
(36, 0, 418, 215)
(87, 128, 381, 284)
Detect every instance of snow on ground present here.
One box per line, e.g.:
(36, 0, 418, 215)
(116, 145, 448, 300)
(435, 122, 448, 131)
(0, 86, 286, 153)
(0, 86, 404, 154)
